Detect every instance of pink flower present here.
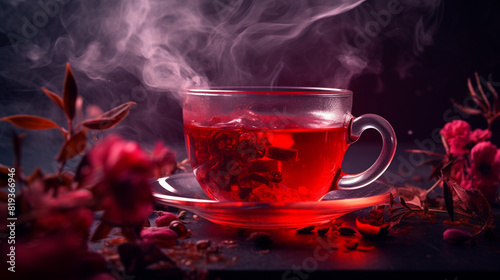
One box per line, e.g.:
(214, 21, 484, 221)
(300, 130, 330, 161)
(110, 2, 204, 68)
(150, 142, 177, 177)
(87, 135, 154, 226)
(440, 120, 471, 156)
(470, 128, 492, 143)
(468, 141, 500, 202)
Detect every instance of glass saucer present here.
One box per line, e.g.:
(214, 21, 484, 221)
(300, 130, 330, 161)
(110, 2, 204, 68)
(152, 173, 396, 229)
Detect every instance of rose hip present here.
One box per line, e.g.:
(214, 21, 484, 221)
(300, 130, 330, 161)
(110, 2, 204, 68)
(155, 212, 179, 227)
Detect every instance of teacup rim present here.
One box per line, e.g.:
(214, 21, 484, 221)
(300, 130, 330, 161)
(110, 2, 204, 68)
(185, 86, 352, 96)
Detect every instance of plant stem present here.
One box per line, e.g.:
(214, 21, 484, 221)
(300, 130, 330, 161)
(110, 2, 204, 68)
(425, 178, 442, 196)
(68, 118, 73, 138)
(428, 208, 474, 219)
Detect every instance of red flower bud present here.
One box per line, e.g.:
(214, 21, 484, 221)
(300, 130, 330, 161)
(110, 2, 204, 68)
(141, 227, 178, 248)
(443, 229, 472, 245)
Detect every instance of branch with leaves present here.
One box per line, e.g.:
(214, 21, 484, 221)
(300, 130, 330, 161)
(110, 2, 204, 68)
(1, 64, 135, 180)
(0, 64, 186, 278)
(357, 74, 499, 243)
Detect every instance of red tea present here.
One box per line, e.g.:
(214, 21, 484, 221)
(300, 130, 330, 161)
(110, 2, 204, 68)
(184, 124, 348, 202)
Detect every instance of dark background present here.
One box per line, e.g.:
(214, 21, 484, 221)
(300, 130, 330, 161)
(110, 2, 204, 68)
(1, 0, 500, 173)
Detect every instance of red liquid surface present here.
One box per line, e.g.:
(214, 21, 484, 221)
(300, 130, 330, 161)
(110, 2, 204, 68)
(185, 125, 348, 202)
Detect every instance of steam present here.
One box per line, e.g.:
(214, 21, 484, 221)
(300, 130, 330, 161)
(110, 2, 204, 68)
(0, 0, 443, 156)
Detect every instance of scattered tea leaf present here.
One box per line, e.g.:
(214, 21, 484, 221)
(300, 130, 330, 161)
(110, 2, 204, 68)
(296, 225, 315, 234)
(195, 240, 211, 250)
(344, 240, 359, 250)
(338, 227, 356, 236)
(42, 87, 64, 110)
(248, 231, 273, 248)
(1, 115, 59, 130)
(56, 129, 87, 162)
(317, 228, 330, 236)
(169, 220, 189, 238)
(356, 217, 389, 238)
(81, 102, 136, 130)
(357, 244, 375, 251)
(177, 210, 188, 219)
(63, 63, 78, 121)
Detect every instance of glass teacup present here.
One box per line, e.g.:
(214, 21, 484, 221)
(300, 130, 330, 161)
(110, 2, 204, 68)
(183, 87, 396, 202)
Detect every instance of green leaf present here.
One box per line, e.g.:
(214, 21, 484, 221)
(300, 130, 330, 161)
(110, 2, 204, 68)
(452, 182, 492, 220)
(56, 129, 87, 162)
(63, 63, 78, 121)
(81, 102, 136, 130)
(442, 179, 454, 221)
(42, 87, 64, 110)
(1, 115, 59, 130)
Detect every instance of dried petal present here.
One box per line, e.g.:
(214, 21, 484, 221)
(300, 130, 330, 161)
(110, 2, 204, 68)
(443, 229, 472, 245)
(1, 115, 59, 130)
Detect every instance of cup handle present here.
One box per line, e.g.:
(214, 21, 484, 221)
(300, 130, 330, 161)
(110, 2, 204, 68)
(337, 114, 397, 190)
